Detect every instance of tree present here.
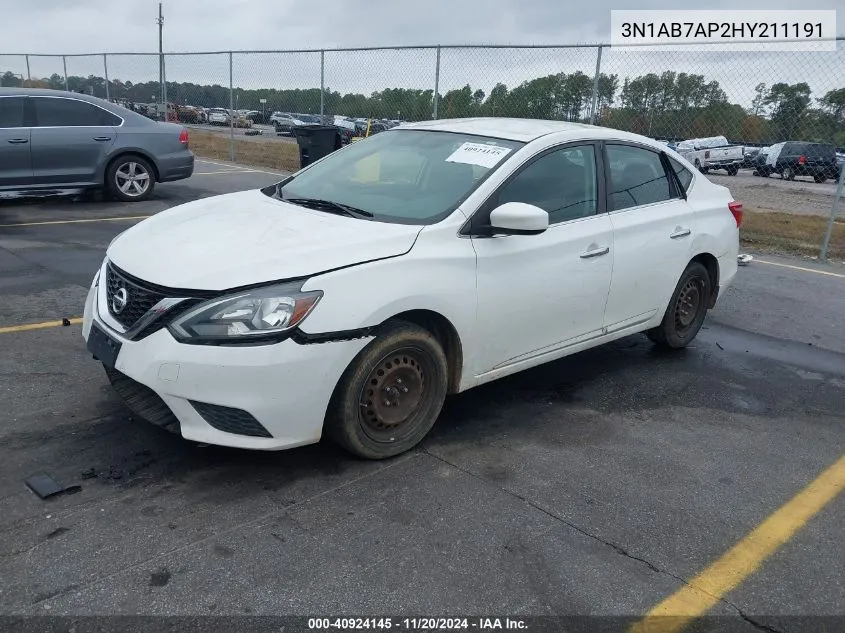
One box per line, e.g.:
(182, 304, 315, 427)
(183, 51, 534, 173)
(1, 71, 22, 87)
(764, 82, 811, 140)
(750, 83, 767, 116)
(818, 87, 845, 123)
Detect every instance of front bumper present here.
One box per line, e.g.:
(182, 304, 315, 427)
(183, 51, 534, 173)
(82, 278, 370, 450)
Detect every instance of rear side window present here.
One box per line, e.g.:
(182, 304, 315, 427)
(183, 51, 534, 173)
(806, 144, 835, 159)
(0, 96, 25, 128)
(667, 156, 694, 193)
(33, 97, 122, 127)
(606, 144, 673, 211)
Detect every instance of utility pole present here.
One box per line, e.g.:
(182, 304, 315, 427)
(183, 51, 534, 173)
(157, 3, 167, 120)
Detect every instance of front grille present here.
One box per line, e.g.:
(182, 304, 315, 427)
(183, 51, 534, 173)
(189, 401, 272, 438)
(105, 263, 166, 330)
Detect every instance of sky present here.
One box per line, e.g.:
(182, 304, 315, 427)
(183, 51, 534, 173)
(1, 0, 843, 107)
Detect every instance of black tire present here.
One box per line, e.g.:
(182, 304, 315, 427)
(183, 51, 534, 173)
(324, 321, 448, 459)
(106, 154, 155, 202)
(104, 366, 180, 434)
(727, 166, 738, 176)
(694, 159, 704, 173)
(782, 166, 795, 181)
(646, 262, 712, 349)
(813, 174, 826, 183)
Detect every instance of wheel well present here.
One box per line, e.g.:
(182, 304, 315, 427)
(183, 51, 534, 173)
(105, 151, 160, 184)
(383, 310, 463, 394)
(690, 253, 719, 307)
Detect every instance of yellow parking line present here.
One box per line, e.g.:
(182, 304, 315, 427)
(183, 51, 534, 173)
(630, 453, 845, 633)
(0, 216, 150, 228)
(755, 259, 845, 279)
(0, 317, 82, 334)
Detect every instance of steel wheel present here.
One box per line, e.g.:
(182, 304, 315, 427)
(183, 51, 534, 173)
(647, 262, 711, 349)
(326, 321, 448, 459)
(358, 347, 433, 443)
(115, 161, 151, 198)
(673, 277, 704, 336)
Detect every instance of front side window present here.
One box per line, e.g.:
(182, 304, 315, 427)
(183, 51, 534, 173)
(497, 145, 598, 224)
(33, 97, 121, 127)
(607, 144, 673, 211)
(0, 96, 25, 128)
(274, 130, 524, 225)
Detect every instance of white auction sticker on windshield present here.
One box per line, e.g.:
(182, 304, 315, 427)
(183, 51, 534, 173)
(445, 142, 512, 168)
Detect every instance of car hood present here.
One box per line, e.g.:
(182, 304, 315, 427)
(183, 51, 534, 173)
(107, 189, 423, 291)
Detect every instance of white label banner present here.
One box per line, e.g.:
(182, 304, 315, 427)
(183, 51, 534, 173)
(610, 10, 837, 51)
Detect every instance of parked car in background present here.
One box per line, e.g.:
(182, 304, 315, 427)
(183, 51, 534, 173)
(741, 147, 762, 169)
(274, 114, 305, 136)
(675, 136, 744, 175)
(0, 88, 193, 202)
(207, 108, 231, 126)
(755, 141, 840, 182)
(83, 118, 740, 459)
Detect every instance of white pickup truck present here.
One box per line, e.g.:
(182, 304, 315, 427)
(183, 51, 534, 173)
(675, 136, 745, 176)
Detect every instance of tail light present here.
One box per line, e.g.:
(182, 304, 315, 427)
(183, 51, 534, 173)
(798, 155, 806, 165)
(179, 128, 189, 146)
(728, 201, 743, 227)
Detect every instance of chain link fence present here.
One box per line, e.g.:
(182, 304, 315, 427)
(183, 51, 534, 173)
(1, 40, 843, 257)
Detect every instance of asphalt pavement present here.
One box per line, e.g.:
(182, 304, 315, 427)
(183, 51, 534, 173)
(0, 161, 842, 630)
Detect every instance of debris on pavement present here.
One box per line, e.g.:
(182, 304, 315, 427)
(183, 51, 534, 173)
(25, 474, 81, 500)
(61, 318, 71, 326)
(738, 254, 754, 266)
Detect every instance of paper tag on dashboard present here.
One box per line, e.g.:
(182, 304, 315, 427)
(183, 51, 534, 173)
(445, 142, 512, 168)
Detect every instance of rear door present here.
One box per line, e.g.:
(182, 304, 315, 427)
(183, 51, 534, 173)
(602, 142, 696, 331)
(30, 96, 120, 186)
(0, 95, 33, 188)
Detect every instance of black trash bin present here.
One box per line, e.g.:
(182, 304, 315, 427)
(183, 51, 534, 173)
(293, 125, 343, 168)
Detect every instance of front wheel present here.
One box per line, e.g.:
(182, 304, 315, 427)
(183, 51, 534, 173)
(106, 155, 155, 202)
(647, 262, 712, 349)
(726, 166, 739, 176)
(325, 321, 448, 459)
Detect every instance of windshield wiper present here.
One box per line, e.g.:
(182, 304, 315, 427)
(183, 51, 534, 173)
(284, 197, 374, 218)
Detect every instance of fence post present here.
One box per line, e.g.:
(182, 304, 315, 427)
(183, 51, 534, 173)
(820, 165, 845, 262)
(320, 50, 325, 116)
(62, 55, 68, 91)
(433, 45, 441, 120)
(162, 54, 168, 119)
(25, 55, 31, 83)
(589, 45, 603, 124)
(229, 52, 235, 162)
(103, 54, 110, 101)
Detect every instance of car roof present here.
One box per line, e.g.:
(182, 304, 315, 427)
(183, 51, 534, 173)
(397, 117, 671, 147)
(0, 87, 110, 103)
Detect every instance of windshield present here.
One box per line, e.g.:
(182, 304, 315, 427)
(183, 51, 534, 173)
(270, 130, 524, 225)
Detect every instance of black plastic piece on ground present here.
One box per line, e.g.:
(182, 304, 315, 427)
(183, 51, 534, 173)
(25, 474, 81, 500)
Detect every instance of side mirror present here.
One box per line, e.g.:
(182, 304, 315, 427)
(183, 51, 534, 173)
(487, 202, 549, 236)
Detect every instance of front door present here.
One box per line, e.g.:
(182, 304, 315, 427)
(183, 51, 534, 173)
(0, 96, 32, 188)
(470, 143, 613, 376)
(30, 96, 119, 186)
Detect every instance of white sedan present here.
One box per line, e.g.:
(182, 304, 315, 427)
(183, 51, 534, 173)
(82, 118, 741, 459)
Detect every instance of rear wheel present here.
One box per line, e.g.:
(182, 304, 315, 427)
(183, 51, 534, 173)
(647, 262, 712, 349)
(325, 321, 448, 459)
(106, 155, 155, 202)
(814, 174, 826, 183)
(726, 166, 739, 176)
(782, 166, 796, 181)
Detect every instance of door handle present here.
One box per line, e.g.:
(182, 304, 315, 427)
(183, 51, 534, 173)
(93, 136, 112, 142)
(580, 245, 610, 259)
(7, 138, 29, 144)
(670, 227, 691, 239)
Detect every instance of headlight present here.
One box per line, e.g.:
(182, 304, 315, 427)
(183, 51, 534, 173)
(168, 282, 322, 344)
